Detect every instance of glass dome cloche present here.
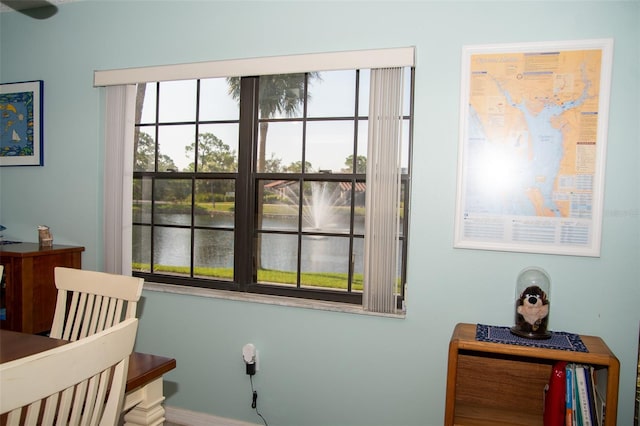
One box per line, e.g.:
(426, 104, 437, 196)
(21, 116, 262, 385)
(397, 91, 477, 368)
(510, 266, 551, 339)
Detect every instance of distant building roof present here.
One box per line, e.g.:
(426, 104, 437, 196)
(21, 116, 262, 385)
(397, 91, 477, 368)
(263, 180, 365, 192)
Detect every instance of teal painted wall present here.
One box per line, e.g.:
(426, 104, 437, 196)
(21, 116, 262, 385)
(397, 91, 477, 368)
(1, 1, 638, 425)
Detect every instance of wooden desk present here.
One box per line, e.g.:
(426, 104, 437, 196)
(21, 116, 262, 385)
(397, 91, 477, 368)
(0, 243, 85, 333)
(0, 329, 176, 426)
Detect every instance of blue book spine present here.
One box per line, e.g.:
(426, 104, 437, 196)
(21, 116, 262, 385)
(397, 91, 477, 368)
(566, 364, 574, 426)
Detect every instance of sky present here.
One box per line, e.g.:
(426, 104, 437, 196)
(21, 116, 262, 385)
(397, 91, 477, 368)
(138, 69, 412, 172)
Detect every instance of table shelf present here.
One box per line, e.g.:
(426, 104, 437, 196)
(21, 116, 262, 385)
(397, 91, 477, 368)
(445, 323, 619, 426)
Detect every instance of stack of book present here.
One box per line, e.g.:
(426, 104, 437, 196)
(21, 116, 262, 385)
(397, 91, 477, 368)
(545, 361, 608, 426)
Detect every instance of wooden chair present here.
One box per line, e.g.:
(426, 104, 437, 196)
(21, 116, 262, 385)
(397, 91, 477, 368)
(50, 267, 143, 341)
(0, 318, 138, 426)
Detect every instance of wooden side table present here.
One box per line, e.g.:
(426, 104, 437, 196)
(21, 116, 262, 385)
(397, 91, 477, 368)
(0, 243, 85, 334)
(445, 323, 619, 426)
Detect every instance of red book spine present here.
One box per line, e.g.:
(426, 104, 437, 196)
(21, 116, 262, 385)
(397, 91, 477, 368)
(545, 361, 568, 426)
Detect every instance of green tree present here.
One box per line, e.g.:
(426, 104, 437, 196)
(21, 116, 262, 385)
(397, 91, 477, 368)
(135, 131, 178, 172)
(185, 132, 237, 203)
(134, 132, 154, 172)
(285, 161, 314, 173)
(264, 153, 284, 173)
(344, 155, 367, 173)
(133, 83, 147, 171)
(185, 132, 237, 172)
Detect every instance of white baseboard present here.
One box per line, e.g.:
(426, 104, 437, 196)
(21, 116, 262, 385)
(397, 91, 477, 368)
(165, 406, 260, 426)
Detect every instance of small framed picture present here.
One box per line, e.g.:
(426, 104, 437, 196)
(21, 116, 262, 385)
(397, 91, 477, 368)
(0, 80, 44, 166)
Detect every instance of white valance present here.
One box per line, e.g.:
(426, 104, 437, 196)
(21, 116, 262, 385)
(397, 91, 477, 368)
(94, 47, 415, 87)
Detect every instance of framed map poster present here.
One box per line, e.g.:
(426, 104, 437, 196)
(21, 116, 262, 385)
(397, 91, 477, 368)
(0, 80, 44, 166)
(454, 39, 613, 257)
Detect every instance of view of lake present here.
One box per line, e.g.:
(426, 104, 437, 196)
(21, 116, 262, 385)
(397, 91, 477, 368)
(133, 214, 365, 275)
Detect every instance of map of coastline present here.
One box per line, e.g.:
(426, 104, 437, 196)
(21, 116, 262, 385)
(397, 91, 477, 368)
(458, 46, 606, 253)
(465, 49, 601, 218)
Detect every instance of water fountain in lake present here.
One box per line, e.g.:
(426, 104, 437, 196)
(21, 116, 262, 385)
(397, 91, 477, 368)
(267, 181, 344, 233)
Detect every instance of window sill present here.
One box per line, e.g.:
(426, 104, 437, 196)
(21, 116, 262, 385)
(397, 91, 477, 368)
(143, 282, 406, 319)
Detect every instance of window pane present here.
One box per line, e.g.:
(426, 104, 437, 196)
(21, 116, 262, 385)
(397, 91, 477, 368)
(132, 225, 151, 272)
(358, 69, 370, 117)
(399, 182, 406, 237)
(301, 181, 349, 234)
(259, 74, 305, 119)
(138, 83, 157, 124)
(194, 179, 235, 228)
(403, 67, 412, 116)
(153, 227, 191, 276)
(258, 180, 299, 232)
(158, 80, 197, 123)
(194, 229, 234, 281)
(401, 119, 410, 171)
(132, 177, 152, 223)
(157, 124, 195, 172)
(395, 238, 403, 293)
(153, 179, 193, 225)
(307, 70, 356, 118)
(354, 185, 365, 236)
(196, 124, 238, 172)
(199, 78, 239, 121)
(134, 127, 156, 172)
(352, 237, 364, 293)
(256, 233, 298, 286)
(306, 120, 354, 173)
(300, 235, 350, 291)
(258, 121, 303, 173)
(356, 120, 368, 172)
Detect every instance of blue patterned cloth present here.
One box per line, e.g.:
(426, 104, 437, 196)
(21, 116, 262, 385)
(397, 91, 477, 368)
(476, 324, 588, 352)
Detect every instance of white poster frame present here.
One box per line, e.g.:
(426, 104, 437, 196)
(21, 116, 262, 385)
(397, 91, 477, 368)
(454, 39, 613, 257)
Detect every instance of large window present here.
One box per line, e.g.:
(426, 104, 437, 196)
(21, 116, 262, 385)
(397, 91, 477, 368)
(129, 66, 413, 309)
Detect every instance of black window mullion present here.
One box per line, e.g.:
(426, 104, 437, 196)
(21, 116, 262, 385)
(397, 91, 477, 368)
(149, 176, 156, 273)
(235, 77, 259, 288)
(189, 81, 201, 278)
(347, 70, 361, 293)
(150, 84, 160, 274)
(295, 178, 303, 288)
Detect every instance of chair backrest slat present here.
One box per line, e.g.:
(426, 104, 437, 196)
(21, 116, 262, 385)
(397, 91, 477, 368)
(50, 267, 143, 342)
(42, 394, 59, 424)
(0, 319, 139, 426)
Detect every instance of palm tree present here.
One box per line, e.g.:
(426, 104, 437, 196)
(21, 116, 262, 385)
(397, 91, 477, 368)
(227, 73, 320, 272)
(227, 73, 318, 172)
(133, 84, 147, 171)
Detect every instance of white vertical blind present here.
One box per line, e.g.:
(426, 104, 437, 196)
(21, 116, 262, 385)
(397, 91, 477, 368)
(363, 67, 404, 314)
(103, 85, 136, 274)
